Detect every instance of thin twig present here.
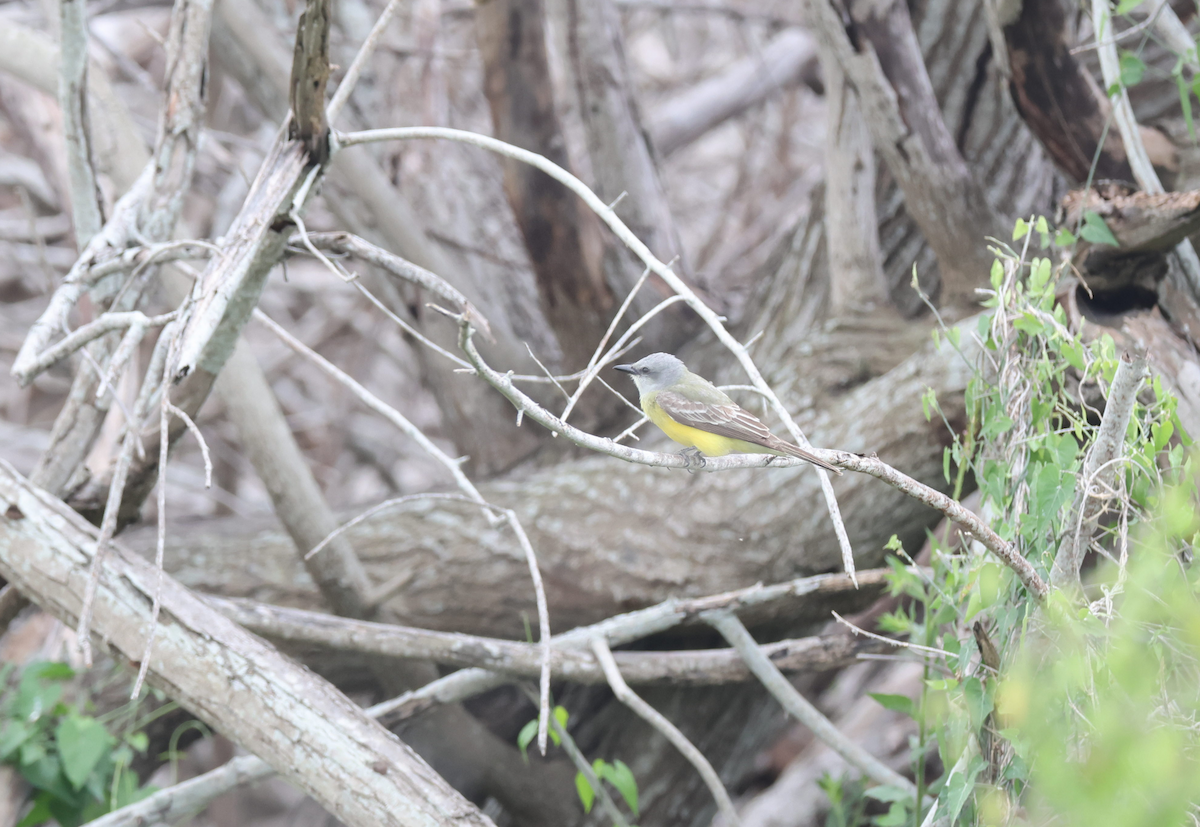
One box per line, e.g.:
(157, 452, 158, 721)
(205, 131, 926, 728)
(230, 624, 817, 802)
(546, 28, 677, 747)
(591, 636, 741, 825)
(133, 333, 180, 699)
(832, 453, 1048, 599)
(1051, 350, 1147, 589)
(302, 489, 553, 751)
(459, 313, 1048, 596)
(456, 319, 842, 472)
(830, 611, 962, 663)
(75, 430, 138, 666)
(326, 0, 403, 122)
(165, 402, 212, 489)
(254, 309, 485, 504)
(19, 311, 177, 380)
(509, 507, 553, 755)
(59, 0, 103, 247)
(335, 126, 855, 581)
(705, 609, 918, 795)
(83, 755, 273, 827)
(93, 570, 889, 825)
(519, 684, 631, 827)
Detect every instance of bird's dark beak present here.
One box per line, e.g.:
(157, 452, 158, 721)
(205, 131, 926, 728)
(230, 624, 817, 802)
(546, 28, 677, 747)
(614, 364, 636, 375)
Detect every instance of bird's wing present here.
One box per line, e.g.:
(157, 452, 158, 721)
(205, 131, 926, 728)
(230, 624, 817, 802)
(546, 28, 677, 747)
(655, 391, 775, 447)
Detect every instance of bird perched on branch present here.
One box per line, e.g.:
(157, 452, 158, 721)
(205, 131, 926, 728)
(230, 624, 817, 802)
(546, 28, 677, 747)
(615, 352, 840, 473)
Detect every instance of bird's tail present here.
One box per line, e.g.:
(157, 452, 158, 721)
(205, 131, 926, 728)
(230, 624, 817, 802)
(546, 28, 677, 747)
(774, 439, 842, 475)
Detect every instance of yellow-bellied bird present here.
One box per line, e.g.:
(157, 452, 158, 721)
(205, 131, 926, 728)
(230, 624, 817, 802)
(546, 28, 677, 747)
(615, 353, 840, 473)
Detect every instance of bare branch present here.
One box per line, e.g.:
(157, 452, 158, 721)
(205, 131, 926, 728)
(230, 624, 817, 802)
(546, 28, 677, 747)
(254, 310, 487, 503)
(85, 755, 274, 827)
(1051, 351, 1147, 589)
(302, 230, 493, 338)
(521, 684, 631, 827)
(591, 636, 742, 825)
(833, 453, 1048, 599)
(326, 0, 403, 122)
(206, 590, 885, 683)
(0, 462, 494, 827)
(58, 0, 104, 246)
(15, 311, 177, 382)
(650, 28, 818, 156)
(705, 609, 918, 796)
(819, 44, 885, 313)
(289, 0, 333, 163)
(338, 125, 855, 578)
(803, 0, 1004, 306)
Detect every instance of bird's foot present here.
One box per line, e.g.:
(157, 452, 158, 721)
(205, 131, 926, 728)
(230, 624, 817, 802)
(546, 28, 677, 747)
(679, 447, 706, 473)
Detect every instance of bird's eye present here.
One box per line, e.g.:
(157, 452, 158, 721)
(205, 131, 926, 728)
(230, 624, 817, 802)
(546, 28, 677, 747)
(641, 367, 650, 374)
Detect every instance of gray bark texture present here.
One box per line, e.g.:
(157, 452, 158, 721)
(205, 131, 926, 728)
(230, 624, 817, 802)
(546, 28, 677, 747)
(3, 0, 1142, 822)
(0, 462, 493, 827)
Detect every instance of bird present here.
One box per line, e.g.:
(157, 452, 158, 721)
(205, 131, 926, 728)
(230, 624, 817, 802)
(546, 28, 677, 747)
(614, 352, 841, 473)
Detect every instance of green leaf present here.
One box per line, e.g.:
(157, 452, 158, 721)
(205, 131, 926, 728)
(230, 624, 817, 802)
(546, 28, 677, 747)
(111, 771, 156, 810)
(1153, 419, 1175, 453)
(990, 259, 1004, 290)
(1061, 339, 1086, 371)
(1080, 211, 1120, 247)
(1029, 258, 1053, 295)
(550, 706, 568, 747)
(16, 793, 54, 827)
(24, 662, 74, 682)
(873, 801, 909, 826)
(1013, 312, 1046, 336)
(0, 721, 31, 762)
(601, 759, 639, 816)
(1115, 0, 1145, 12)
(575, 771, 596, 813)
(14, 671, 64, 722)
(980, 414, 1015, 439)
(18, 753, 74, 803)
(868, 693, 915, 718)
(963, 677, 993, 731)
(1055, 227, 1077, 247)
(19, 740, 45, 767)
(1012, 218, 1029, 241)
(516, 718, 537, 761)
(865, 784, 913, 803)
(818, 773, 844, 805)
(1119, 52, 1145, 87)
(921, 388, 938, 421)
(1182, 74, 1197, 140)
(124, 731, 149, 753)
(939, 755, 987, 823)
(56, 716, 112, 790)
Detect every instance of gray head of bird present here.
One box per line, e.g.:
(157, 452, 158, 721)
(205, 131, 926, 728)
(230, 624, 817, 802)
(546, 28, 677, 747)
(614, 352, 687, 394)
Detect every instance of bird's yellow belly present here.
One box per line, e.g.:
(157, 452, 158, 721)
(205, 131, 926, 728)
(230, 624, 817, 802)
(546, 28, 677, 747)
(644, 399, 737, 456)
